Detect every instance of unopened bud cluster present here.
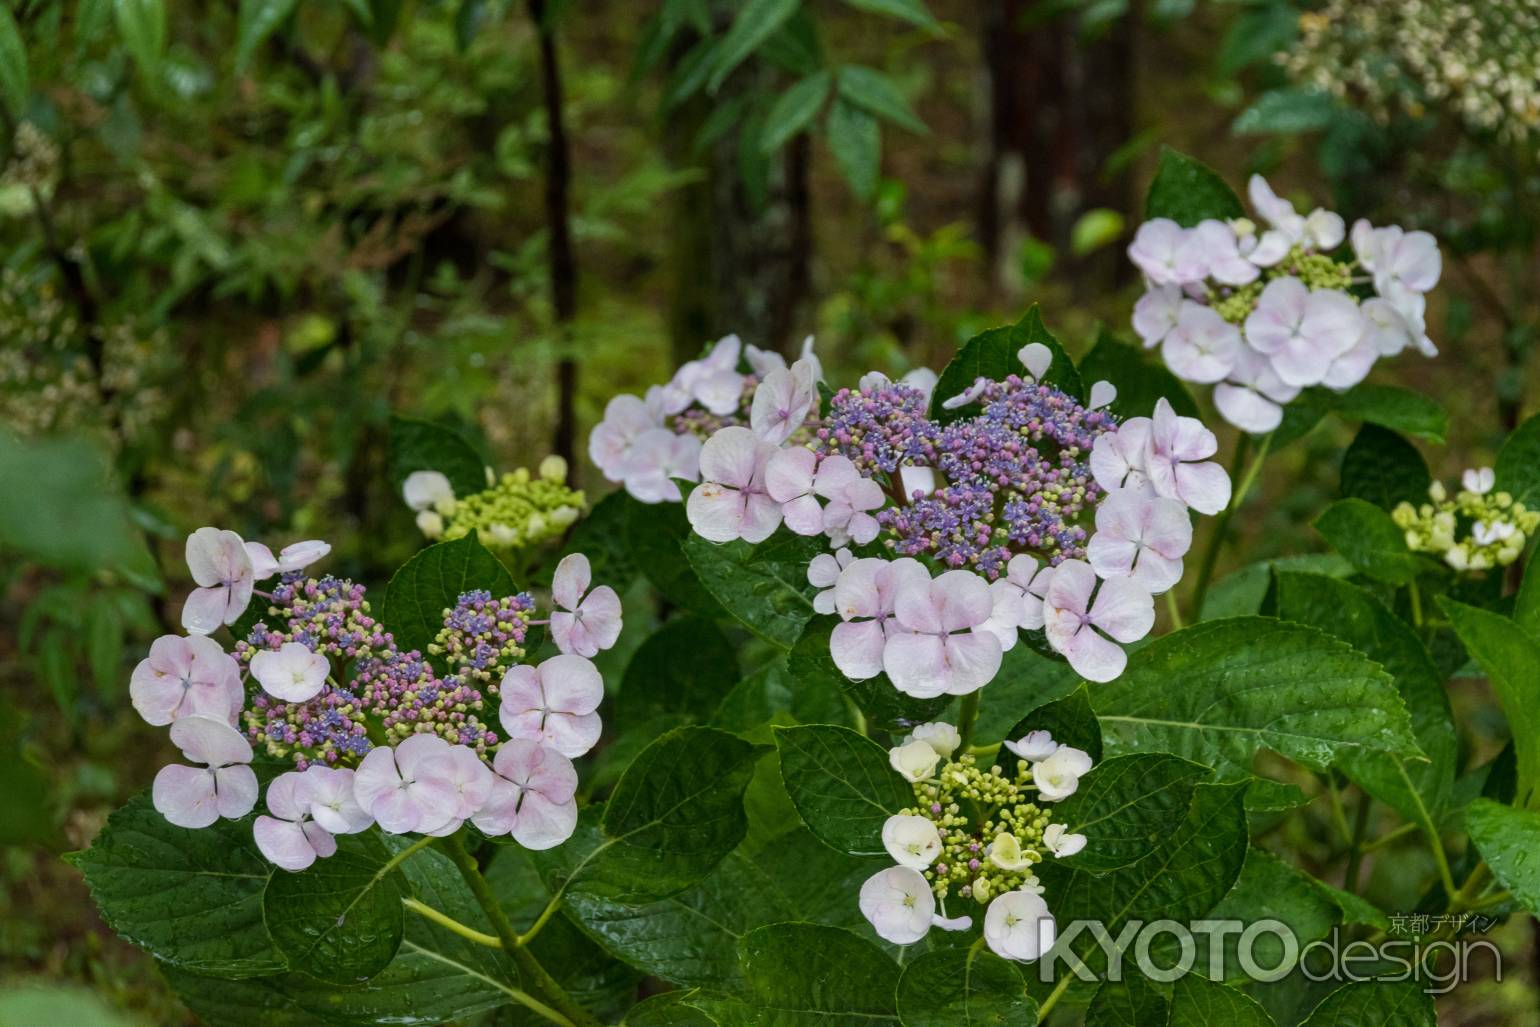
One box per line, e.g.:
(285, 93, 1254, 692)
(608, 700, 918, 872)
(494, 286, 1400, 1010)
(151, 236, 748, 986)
(1393, 469, 1538, 571)
(906, 753, 1049, 904)
(416, 458, 584, 550)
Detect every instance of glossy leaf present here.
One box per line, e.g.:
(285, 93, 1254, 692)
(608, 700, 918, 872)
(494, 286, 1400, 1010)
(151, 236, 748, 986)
(1440, 598, 1540, 807)
(380, 534, 516, 662)
(775, 724, 913, 855)
(1495, 412, 1540, 507)
(1087, 973, 1169, 1027)
(387, 415, 488, 499)
(1144, 146, 1244, 226)
(895, 947, 1035, 1027)
(1078, 330, 1199, 420)
(1465, 799, 1540, 913)
(1339, 424, 1429, 511)
(1168, 973, 1278, 1025)
(1300, 979, 1435, 1026)
(1092, 618, 1420, 777)
(707, 0, 801, 92)
(683, 530, 822, 649)
(262, 832, 407, 984)
(733, 922, 899, 1024)
(617, 615, 739, 724)
(930, 305, 1083, 424)
(1313, 499, 1429, 586)
(995, 685, 1103, 780)
(66, 792, 286, 977)
(1050, 753, 1212, 872)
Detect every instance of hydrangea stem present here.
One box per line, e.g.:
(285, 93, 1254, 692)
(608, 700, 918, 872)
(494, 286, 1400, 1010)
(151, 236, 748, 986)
(439, 834, 602, 1027)
(956, 691, 983, 753)
(1036, 974, 1073, 1022)
(1188, 432, 1254, 618)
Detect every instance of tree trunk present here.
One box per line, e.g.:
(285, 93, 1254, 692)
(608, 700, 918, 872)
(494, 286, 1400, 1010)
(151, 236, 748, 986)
(977, 0, 1137, 297)
(529, 0, 579, 466)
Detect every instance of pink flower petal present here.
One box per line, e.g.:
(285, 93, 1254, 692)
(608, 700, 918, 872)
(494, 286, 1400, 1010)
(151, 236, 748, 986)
(153, 765, 219, 828)
(830, 620, 887, 680)
(255, 816, 318, 871)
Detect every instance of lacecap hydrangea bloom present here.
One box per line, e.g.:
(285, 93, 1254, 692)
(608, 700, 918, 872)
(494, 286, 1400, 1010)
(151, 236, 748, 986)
(136, 531, 621, 869)
(587, 333, 826, 504)
(861, 723, 1089, 962)
(1393, 466, 1539, 571)
(401, 456, 584, 550)
(683, 338, 1230, 683)
(1129, 175, 1441, 434)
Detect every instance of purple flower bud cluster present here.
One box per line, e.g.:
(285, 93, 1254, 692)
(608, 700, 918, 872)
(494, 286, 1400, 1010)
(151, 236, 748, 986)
(237, 575, 507, 767)
(815, 382, 940, 474)
(817, 376, 1117, 575)
(431, 589, 535, 685)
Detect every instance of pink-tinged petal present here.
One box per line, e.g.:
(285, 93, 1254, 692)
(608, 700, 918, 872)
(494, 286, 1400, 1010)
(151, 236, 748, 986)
(696, 367, 747, 416)
(808, 553, 844, 589)
(548, 610, 579, 656)
(574, 586, 622, 654)
(406, 775, 464, 836)
(245, 542, 279, 581)
(938, 632, 1003, 695)
(686, 483, 747, 542)
(1018, 342, 1053, 381)
(305, 767, 371, 834)
(498, 740, 580, 800)
(1174, 461, 1232, 516)
(1143, 497, 1194, 559)
(180, 586, 229, 636)
(811, 455, 860, 498)
(1132, 286, 1181, 346)
(899, 465, 937, 499)
(264, 771, 312, 821)
(499, 664, 543, 711)
(697, 426, 762, 489)
(739, 493, 784, 543)
(255, 817, 318, 871)
(832, 559, 884, 620)
(224, 574, 255, 628)
(1152, 398, 1218, 461)
(186, 527, 244, 587)
(1059, 627, 1128, 683)
(883, 633, 950, 698)
(933, 570, 993, 632)
(130, 667, 186, 727)
(846, 511, 880, 546)
(1086, 534, 1137, 580)
(541, 710, 603, 758)
(552, 553, 592, 611)
(830, 620, 887, 680)
(215, 765, 260, 819)
(170, 714, 252, 767)
(153, 765, 219, 828)
(352, 746, 403, 814)
(370, 784, 425, 835)
(1044, 560, 1095, 618)
(1089, 577, 1155, 643)
(765, 447, 817, 503)
(1131, 550, 1182, 594)
(539, 655, 604, 715)
(394, 733, 453, 778)
(470, 778, 522, 837)
(782, 494, 825, 535)
(303, 821, 337, 859)
(512, 791, 579, 850)
(1213, 383, 1283, 435)
(278, 540, 330, 573)
(1266, 343, 1329, 389)
(893, 577, 944, 634)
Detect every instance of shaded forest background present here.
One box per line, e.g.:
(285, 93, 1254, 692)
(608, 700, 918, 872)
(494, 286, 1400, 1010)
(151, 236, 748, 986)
(2, 0, 1537, 1021)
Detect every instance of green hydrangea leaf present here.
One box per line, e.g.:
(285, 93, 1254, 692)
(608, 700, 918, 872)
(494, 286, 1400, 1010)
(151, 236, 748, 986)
(774, 724, 913, 856)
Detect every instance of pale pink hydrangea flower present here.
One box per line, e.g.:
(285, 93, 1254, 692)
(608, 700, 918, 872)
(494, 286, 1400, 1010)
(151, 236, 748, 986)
(472, 740, 579, 849)
(181, 527, 255, 635)
(828, 557, 929, 681)
(750, 355, 819, 446)
(353, 734, 469, 836)
(1146, 399, 1232, 516)
(251, 641, 329, 703)
(883, 570, 1003, 698)
(806, 547, 854, 615)
(549, 554, 622, 658)
(152, 715, 259, 829)
(130, 634, 243, 726)
(499, 654, 604, 758)
(1086, 486, 1193, 594)
(1243, 278, 1360, 389)
(686, 426, 783, 543)
(1042, 560, 1154, 682)
(254, 771, 338, 872)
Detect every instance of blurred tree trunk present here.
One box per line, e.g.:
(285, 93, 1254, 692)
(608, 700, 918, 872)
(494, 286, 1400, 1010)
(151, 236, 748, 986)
(664, 31, 812, 363)
(529, 0, 580, 466)
(977, 0, 1137, 296)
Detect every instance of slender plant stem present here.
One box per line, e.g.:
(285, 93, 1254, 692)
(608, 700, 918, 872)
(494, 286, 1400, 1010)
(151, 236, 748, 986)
(1325, 777, 1352, 845)
(1343, 795, 1373, 894)
(1036, 974, 1073, 1022)
(956, 691, 983, 752)
(1188, 433, 1253, 618)
(1163, 589, 1184, 631)
(1408, 581, 1424, 629)
(520, 892, 565, 949)
(1362, 822, 1418, 853)
(439, 835, 601, 1027)
(403, 897, 503, 948)
(1426, 828, 1459, 903)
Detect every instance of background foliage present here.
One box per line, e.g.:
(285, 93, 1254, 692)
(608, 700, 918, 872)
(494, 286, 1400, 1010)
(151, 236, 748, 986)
(2, 0, 1537, 1023)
